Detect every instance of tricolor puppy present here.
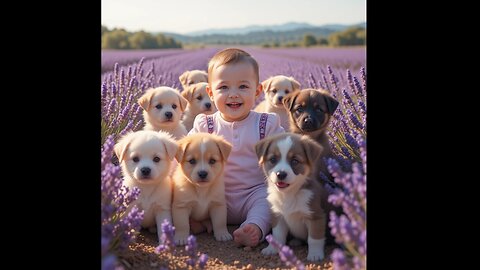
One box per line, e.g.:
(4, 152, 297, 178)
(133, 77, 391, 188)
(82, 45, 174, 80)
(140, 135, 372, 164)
(254, 75, 301, 131)
(172, 133, 233, 245)
(114, 130, 178, 243)
(181, 82, 217, 131)
(178, 70, 208, 90)
(283, 88, 339, 179)
(256, 133, 329, 261)
(138, 86, 188, 140)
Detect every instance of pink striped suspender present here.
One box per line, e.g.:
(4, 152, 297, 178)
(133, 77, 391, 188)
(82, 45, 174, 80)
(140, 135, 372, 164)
(205, 113, 268, 139)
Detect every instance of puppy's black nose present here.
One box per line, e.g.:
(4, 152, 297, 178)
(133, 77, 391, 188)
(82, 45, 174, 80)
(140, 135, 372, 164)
(205, 103, 211, 109)
(278, 96, 283, 102)
(276, 171, 287, 180)
(165, 111, 173, 119)
(198, 170, 208, 179)
(304, 117, 313, 125)
(141, 167, 151, 176)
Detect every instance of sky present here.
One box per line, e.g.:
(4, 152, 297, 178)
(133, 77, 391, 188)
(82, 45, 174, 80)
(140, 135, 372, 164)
(101, 0, 366, 34)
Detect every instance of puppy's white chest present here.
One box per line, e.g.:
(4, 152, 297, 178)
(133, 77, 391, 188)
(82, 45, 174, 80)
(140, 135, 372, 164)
(191, 198, 211, 220)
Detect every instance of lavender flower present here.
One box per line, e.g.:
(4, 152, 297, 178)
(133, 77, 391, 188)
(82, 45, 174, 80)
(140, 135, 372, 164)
(265, 234, 305, 270)
(155, 219, 176, 253)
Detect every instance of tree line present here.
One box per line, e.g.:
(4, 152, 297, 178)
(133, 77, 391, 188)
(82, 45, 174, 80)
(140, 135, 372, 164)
(102, 26, 182, 49)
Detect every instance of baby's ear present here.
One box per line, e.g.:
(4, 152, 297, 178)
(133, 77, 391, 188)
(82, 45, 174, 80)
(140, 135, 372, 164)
(256, 83, 263, 98)
(206, 85, 214, 100)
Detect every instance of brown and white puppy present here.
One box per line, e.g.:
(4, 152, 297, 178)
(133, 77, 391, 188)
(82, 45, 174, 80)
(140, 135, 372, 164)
(256, 133, 329, 262)
(283, 88, 339, 179)
(138, 86, 188, 140)
(254, 75, 301, 131)
(179, 70, 208, 90)
(181, 82, 217, 131)
(172, 133, 233, 245)
(114, 130, 178, 243)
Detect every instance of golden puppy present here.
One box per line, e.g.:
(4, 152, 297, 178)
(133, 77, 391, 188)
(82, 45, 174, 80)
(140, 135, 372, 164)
(181, 82, 217, 131)
(114, 130, 178, 243)
(172, 133, 233, 245)
(179, 70, 208, 90)
(282, 88, 339, 179)
(254, 75, 301, 131)
(255, 133, 329, 262)
(138, 86, 188, 140)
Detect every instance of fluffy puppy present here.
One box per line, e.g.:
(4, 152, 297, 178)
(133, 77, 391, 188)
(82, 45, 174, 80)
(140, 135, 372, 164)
(114, 130, 178, 243)
(254, 75, 301, 131)
(138, 86, 188, 140)
(283, 88, 339, 179)
(181, 82, 217, 131)
(172, 133, 233, 245)
(179, 70, 208, 90)
(256, 133, 329, 261)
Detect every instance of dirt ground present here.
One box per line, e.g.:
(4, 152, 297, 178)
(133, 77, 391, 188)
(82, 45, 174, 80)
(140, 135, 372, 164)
(118, 225, 335, 270)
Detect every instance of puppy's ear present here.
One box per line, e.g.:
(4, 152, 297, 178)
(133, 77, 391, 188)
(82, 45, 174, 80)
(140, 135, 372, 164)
(261, 77, 273, 93)
(138, 88, 155, 111)
(175, 141, 188, 163)
(282, 91, 298, 111)
(216, 139, 232, 161)
(300, 135, 323, 166)
(114, 134, 132, 163)
(255, 137, 272, 164)
(181, 84, 195, 101)
(288, 77, 301, 91)
(162, 138, 179, 161)
(200, 70, 208, 82)
(179, 71, 189, 87)
(323, 94, 339, 115)
(177, 92, 188, 112)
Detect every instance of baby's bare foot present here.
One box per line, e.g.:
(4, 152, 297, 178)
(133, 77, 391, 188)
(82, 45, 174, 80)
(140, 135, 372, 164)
(233, 224, 261, 247)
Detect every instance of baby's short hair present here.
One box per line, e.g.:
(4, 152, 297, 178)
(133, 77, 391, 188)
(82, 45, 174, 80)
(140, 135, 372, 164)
(207, 48, 259, 84)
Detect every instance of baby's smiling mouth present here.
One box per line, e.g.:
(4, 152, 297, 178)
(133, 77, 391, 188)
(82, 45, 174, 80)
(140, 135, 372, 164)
(227, 102, 242, 108)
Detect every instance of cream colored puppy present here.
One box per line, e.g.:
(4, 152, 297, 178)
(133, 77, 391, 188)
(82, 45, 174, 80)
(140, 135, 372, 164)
(181, 82, 217, 131)
(179, 70, 208, 90)
(114, 130, 178, 243)
(254, 75, 301, 131)
(138, 86, 188, 140)
(255, 133, 328, 262)
(172, 133, 233, 245)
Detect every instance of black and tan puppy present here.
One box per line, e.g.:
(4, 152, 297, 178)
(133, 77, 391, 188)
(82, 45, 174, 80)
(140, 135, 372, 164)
(282, 88, 339, 180)
(256, 133, 329, 261)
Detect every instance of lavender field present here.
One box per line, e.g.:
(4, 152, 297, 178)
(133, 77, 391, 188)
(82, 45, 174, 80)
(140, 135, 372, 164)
(101, 47, 366, 270)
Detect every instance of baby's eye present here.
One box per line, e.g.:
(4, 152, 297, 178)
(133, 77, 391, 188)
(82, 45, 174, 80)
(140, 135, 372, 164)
(155, 104, 162, 109)
(196, 95, 203, 101)
(132, 157, 139, 163)
(272, 89, 277, 94)
(153, 157, 160, 162)
(189, 159, 196, 165)
(239, 84, 249, 89)
(209, 159, 216, 165)
(218, 85, 228, 90)
(172, 104, 177, 109)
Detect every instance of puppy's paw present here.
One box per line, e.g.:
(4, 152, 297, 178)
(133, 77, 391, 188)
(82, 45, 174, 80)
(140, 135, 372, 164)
(174, 232, 189, 246)
(214, 230, 233, 242)
(307, 250, 324, 262)
(261, 245, 278, 256)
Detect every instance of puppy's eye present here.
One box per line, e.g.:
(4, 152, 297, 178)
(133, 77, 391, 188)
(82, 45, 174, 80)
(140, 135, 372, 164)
(296, 107, 304, 113)
(196, 95, 203, 101)
(291, 159, 299, 166)
(285, 90, 289, 94)
(172, 104, 177, 109)
(132, 157, 139, 163)
(155, 104, 162, 109)
(188, 81, 194, 85)
(272, 89, 277, 94)
(153, 157, 160, 162)
(316, 107, 324, 113)
(209, 159, 216, 165)
(188, 159, 196, 165)
(269, 157, 277, 164)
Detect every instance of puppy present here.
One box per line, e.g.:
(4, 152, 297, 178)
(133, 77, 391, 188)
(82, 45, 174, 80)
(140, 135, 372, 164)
(179, 70, 208, 90)
(256, 133, 328, 261)
(254, 75, 301, 131)
(172, 133, 233, 245)
(283, 88, 339, 179)
(138, 86, 188, 140)
(114, 130, 178, 243)
(181, 82, 217, 131)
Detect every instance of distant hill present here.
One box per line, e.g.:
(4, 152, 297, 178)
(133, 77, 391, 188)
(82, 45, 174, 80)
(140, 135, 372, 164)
(186, 22, 317, 36)
(160, 22, 365, 45)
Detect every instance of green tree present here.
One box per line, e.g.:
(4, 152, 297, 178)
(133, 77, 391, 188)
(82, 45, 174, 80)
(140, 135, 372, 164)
(303, 34, 317, 47)
(129, 31, 158, 49)
(328, 27, 365, 47)
(102, 29, 131, 49)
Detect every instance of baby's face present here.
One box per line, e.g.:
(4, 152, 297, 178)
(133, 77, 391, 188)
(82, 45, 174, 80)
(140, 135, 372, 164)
(207, 62, 261, 122)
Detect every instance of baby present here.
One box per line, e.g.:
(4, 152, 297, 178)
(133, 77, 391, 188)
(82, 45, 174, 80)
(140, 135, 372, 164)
(189, 48, 285, 247)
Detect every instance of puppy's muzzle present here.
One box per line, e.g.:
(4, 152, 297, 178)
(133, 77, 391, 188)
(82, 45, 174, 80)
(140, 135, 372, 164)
(301, 117, 317, 131)
(197, 170, 208, 181)
(276, 171, 287, 180)
(205, 103, 212, 110)
(274, 171, 290, 189)
(140, 167, 151, 178)
(165, 111, 173, 119)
